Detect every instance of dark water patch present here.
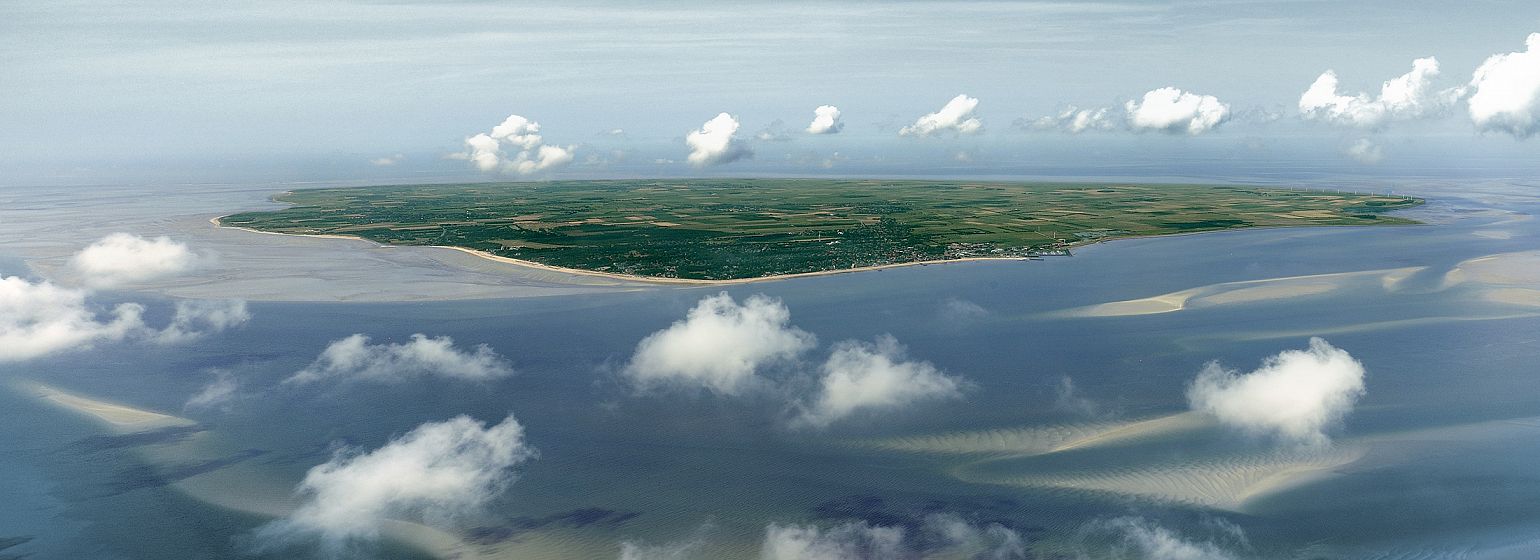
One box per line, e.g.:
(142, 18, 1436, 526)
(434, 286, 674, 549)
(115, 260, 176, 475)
(101, 449, 267, 497)
(811, 495, 912, 527)
(0, 536, 32, 559)
(259, 438, 356, 467)
(67, 426, 205, 453)
(465, 507, 641, 544)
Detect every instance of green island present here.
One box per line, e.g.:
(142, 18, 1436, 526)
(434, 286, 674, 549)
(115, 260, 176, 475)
(220, 179, 1423, 281)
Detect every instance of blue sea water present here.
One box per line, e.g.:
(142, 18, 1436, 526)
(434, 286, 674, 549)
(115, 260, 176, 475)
(2, 180, 1538, 559)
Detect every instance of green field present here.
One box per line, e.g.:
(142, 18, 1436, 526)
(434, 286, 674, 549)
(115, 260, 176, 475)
(221, 179, 1423, 280)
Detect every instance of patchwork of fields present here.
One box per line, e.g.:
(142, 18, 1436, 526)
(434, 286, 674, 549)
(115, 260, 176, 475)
(220, 179, 1422, 280)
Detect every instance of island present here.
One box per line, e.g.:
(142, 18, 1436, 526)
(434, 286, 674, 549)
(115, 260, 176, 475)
(218, 179, 1423, 281)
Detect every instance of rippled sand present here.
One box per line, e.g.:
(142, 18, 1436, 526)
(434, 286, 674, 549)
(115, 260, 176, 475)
(855, 413, 1211, 456)
(857, 412, 1365, 512)
(957, 443, 1365, 512)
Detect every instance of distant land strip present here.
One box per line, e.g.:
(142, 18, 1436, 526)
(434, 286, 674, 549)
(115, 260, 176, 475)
(217, 179, 1423, 282)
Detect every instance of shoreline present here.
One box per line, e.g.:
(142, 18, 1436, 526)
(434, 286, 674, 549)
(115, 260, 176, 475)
(209, 214, 1420, 287)
(210, 214, 1036, 286)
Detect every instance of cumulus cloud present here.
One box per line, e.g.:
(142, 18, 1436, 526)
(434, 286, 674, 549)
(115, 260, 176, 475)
(453, 114, 575, 175)
(1345, 138, 1384, 164)
(1299, 57, 1461, 128)
(185, 369, 240, 411)
(0, 275, 148, 361)
(1021, 105, 1117, 133)
(1082, 517, 1247, 560)
(686, 113, 752, 166)
(490, 114, 544, 149)
(1469, 33, 1540, 137)
(900, 94, 983, 136)
(1187, 337, 1366, 446)
(624, 292, 815, 395)
(153, 299, 250, 344)
(795, 335, 964, 428)
(806, 105, 844, 134)
(255, 414, 534, 551)
(286, 334, 514, 385)
(69, 233, 198, 288)
(762, 522, 906, 560)
(761, 515, 1024, 560)
(1125, 87, 1230, 135)
(513, 144, 575, 174)
(924, 513, 1027, 560)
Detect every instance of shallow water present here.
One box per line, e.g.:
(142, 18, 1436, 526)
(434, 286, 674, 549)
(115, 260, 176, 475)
(2, 179, 1539, 558)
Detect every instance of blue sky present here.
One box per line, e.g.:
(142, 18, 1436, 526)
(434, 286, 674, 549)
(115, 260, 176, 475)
(4, 1, 1540, 185)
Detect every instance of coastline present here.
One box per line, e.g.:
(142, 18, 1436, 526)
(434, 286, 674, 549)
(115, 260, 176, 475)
(209, 213, 1422, 287)
(210, 214, 1033, 286)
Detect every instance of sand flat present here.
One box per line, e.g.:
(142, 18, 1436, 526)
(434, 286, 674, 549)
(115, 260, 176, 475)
(25, 382, 195, 432)
(1063, 267, 1423, 317)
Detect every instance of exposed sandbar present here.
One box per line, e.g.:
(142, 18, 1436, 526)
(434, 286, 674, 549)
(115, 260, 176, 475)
(21, 381, 196, 432)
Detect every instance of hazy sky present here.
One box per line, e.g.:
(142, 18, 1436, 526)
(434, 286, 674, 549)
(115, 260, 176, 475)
(5, 1, 1540, 185)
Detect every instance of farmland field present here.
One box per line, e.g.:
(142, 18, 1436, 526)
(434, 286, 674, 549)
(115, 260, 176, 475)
(219, 179, 1422, 280)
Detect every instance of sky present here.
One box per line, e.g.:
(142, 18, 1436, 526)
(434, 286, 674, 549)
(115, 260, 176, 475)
(4, 0, 1540, 186)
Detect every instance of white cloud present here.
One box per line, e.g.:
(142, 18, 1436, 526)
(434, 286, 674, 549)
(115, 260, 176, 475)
(286, 333, 514, 385)
(0, 275, 245, 362)
(762, 522, 906, 560)
(900, 94, 983, 136)
(369, 154, 403, 166)
(1054, 376, 1101, 417)
(255, 414, 534, 549)
(454, 114, 574, 175)
(1469, 33, 1540, 137)
(686, 113, 752, 167)
(1345, 138, 1383, 164)
(760, 516, 1024, 560)
(461, 133, 503, 172)
(1299, 57, 1460, 128)
(1125, 87, 1230, 135)
(624, 292, 815, 395)
(69, 233, 197, 288)
(185, 369, 240, 411)
(152, 299, 250, 344)
(1085, 517, 1245, 560)
(795, 335, 964, 428)
(1187, 337, 1366, 446)
(489, 114, 543, 149)
(1024, 105, 1117, 133)
(806, 105, 843, 134)
(0, 275, 148, 361)
(924, 513, 1026, 560)
(511, 144, 575, 174)
(938, 297, 988, 323)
